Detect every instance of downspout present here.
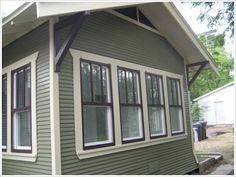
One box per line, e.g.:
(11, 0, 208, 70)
(49, 17, 61, 175)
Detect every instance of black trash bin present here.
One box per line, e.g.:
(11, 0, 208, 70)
(192, 122, 202, 141)
(199, 121, 207, 140)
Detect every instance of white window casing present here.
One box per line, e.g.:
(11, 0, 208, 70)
(70, 49, 187, 159)
(2, 52, 38, 162)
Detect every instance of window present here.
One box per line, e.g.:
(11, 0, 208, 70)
(118, 67, 144, 143)
(2, 75, 7, 151)
(145, 73, 166, 138)
(115, 7, 137, 20)
(167, 78, 184, 134)
(71, 49, 187, 159)
(12, 64, 32, 152)
(80, 59, 114, 149)
(114, 7, 157, 30)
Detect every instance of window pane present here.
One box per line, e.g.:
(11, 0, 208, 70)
(176, 81, 182, 105)
(102, 66, 111, 103)
(158, 77, 164, 105)
(115, 7, 137, 20)
(133, 72, 141, 104)
(83, 106, 113, 146)
(170, 107, 183, 133)
(118, 70, 126, 103)
(17, 69, 25, 108)
(121, 106, 143, 140)
(81, 62, 92, 102)
(152, 76, 159, 105)
(14, 111, 31, 148)
(148, 107, 165, 136)
(2, 76, 7, 147)
(126, 71, 134, 104)
(145, 74, 152, 104)
(167, 79, 173, 105)
(172, 80, 178, 105)
(13, 72, 17, 109)
(25, 67, 31, 107)
(92, 64, 102, 102)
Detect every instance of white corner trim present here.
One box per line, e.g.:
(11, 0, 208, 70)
(2, 51, 38, 161)
(70, 49, 188, 159)
(2, 152, 37, 162)
(49, 18, 61, 175)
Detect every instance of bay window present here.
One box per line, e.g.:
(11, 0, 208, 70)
(118, 67, 144, 143)
(12, 64, 32, 152)
(80, 59, 114, 149)
(167, 77, 184, 134)
(145, 73, 167, 138)
(2, 75, 7, 151)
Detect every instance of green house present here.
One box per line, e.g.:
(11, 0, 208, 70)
(2, 2, 217, 175)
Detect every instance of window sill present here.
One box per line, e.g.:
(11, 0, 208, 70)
(77, 134, 187, 159)
(2, 152, 37, 162)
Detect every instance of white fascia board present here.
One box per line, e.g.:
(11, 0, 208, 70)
(164, 3, 218, 74)
(36, 2, 145, 18)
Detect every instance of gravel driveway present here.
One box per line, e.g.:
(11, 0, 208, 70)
(194, 124, 234, 174)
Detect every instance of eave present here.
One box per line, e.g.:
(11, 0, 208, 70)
(2, 2, 218, 76)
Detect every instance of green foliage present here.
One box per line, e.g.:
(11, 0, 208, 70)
(190, 2, 234, 37)
(191, 102, 201, 121)
(190, 34, 234, 100)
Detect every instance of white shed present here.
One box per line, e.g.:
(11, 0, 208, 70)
(194, 82, 235, 125)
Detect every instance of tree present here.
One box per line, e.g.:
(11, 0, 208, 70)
(190, 2, 234, 37)
(191, 102, 201, 121)
(190, 34, 234, 100)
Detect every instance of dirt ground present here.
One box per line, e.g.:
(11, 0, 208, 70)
(194, 124, 234, 174)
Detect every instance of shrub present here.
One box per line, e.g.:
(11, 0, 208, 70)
(191, 102, 201, 121)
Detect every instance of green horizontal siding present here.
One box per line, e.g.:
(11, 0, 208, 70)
(2, 22, 51, 175)
(59, 12, 197, 174)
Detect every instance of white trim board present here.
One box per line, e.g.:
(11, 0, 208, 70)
(2, 52, 38, 162)
(49, 18, 61, 175)
(70, 49, 187, 159)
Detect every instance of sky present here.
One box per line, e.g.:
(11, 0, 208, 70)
(1, 1, 234, 55)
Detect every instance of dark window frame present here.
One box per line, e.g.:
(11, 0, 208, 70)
(2, 74, 7, 152)
(114, 7, 157, 30)
(80, 58, 115, 150)
(117, 66, 145, 144)
(145, 72, 167, 139)
(167, 77, 185, 135)
(11, 63, 32, 153)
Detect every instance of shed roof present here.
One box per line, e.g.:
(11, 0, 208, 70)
(194, 82, 235, 101)
(2, 2, 217, 73)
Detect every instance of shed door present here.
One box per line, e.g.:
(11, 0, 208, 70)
(214, 101, 225, 124)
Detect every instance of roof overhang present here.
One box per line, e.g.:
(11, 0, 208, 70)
(2, 2, 217, 73)
(138, 2, 218, 73)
